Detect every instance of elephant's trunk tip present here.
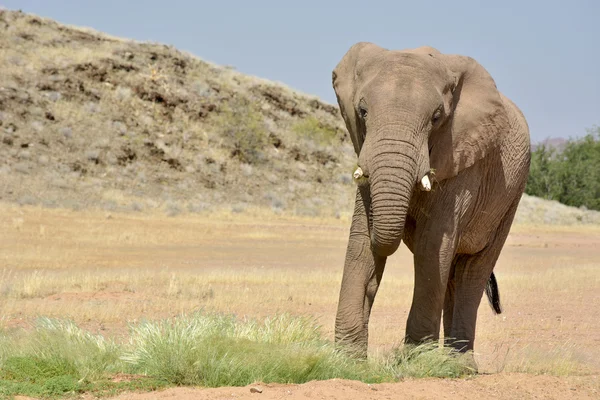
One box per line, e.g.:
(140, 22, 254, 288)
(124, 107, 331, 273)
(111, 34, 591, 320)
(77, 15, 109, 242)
(370, 235, 401, 257)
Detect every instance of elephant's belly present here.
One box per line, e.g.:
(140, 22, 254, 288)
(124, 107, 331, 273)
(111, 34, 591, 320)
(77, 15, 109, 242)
(456, 180, 521, 254)
(457, 226, 496, 254)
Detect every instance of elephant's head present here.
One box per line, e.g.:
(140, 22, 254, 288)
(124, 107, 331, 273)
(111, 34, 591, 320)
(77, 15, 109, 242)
(332, 42, 509, 256)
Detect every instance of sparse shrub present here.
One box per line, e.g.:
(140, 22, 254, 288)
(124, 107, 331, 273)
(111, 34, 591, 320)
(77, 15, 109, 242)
(85, 149, 101, 163)
(59, 126, 73, 139)
(264, 191, 286, 211)
(106, 152, 118, 165)
(102, 201, 118, 212)
(165, 201, 182, 217)
(212, 98, 269, 164)
(112, 121, 127, 136)
(85, 102, 101, 114)
(292, 116, 339, 146)
(231, 203, 247, 214)
(192, 81, 212, 97)
(187, 201, 210, 213)
(45, 91, 62, 102)
(31, 121, 44, 132)
(17, 195, 36, 206)
(295, 206, 319, 218)
(114, 86, 132, 101)
(129, 201, 144, 212)
(239, 163, 253, 177)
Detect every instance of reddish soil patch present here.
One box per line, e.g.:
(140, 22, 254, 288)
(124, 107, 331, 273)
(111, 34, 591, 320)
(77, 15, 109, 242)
(109, 374, 599, 400)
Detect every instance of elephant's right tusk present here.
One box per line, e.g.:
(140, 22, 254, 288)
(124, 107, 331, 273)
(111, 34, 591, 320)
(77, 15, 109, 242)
(353, 167, 364, 180)
(420, 175, 432, 191)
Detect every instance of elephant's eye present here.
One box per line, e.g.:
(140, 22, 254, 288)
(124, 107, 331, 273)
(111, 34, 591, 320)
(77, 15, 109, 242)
(432, 107, 443, 124)
(358, 105, 368, 119)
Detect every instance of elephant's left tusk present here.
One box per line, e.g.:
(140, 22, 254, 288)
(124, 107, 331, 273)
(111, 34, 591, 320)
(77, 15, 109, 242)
(420, 175, 431, 191)
(353, 167, 364, 180)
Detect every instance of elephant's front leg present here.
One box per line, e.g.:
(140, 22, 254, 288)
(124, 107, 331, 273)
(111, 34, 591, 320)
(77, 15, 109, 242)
(405, 218, 458, 345)
(335, 188, 387, 357)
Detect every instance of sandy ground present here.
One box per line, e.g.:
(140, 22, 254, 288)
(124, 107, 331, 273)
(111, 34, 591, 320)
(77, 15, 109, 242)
(109, 374, 599, 400)
(2, 205, 600, 399)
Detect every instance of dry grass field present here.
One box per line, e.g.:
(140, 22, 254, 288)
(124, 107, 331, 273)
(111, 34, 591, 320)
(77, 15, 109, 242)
(1, 201, 599, 398)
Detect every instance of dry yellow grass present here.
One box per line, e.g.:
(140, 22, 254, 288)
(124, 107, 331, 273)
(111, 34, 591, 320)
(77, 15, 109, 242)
(1, 201, 599, 376)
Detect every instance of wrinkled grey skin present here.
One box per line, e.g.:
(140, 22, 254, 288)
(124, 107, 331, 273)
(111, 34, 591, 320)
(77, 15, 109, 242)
(332, 42, 530, 363)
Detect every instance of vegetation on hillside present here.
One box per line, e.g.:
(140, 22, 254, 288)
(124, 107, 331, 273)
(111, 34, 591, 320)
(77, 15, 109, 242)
(526, 126, 600, 211)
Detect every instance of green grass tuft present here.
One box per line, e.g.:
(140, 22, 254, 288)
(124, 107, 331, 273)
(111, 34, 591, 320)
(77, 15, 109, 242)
(120, 313, 381, 386)
(0, 356, 82, 397)
(386, 341, 476, 379)
(0, 312, 476, 398)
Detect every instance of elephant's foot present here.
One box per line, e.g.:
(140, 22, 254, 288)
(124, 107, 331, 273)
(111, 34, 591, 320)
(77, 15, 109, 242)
(456, 350, 479, 374)
(404, 332, 438, 347)
(445, 338, 479, 374)
(402, 335, 479, 375)
(334, 336, 368, 360)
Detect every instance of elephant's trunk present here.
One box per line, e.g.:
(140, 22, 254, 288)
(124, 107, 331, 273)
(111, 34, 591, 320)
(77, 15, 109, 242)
(367, 129, 422, 257)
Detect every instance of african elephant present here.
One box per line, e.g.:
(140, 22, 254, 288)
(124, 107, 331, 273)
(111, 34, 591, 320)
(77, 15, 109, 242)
(332, 42, 530, 362)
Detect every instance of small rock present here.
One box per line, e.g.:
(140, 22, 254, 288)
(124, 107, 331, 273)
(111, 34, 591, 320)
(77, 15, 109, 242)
(249, 387, 263, 393)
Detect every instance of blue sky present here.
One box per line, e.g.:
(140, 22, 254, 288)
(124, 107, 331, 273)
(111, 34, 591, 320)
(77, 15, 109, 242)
(3, 0, 599, 142)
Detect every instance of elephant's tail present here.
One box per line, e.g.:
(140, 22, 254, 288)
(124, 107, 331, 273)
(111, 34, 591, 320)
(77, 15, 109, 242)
(485, 272, 502, 314)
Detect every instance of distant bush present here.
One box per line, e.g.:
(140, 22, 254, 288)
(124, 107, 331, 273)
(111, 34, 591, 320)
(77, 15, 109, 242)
(213, 98, 269, 164)
(292, 116, 339, 146)
(526, 126, 600, 211)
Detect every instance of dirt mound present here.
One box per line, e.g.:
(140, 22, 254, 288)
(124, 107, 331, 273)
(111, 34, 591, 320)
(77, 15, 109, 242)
(0, 9, 355, 217)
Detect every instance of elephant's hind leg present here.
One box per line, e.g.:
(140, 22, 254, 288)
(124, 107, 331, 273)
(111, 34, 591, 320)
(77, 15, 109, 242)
(449, 199, 520, 353)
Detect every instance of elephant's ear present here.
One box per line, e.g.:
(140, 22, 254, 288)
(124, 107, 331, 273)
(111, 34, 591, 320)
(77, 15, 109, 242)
(332, 42, 385, 155)
(429, 55, 510, 181)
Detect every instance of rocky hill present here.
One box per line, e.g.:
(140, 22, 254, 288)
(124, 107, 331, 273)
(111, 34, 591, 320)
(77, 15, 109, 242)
(1, 9, 598, 225)
(0, 9, 356, 218)
(530, 137, 567, 153)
